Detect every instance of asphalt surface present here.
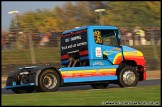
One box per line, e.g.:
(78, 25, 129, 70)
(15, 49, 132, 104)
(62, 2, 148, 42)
(1, 79, 160, 94)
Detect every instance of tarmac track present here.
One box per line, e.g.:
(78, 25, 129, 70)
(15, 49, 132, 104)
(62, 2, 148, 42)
(1, 79, 160, 94)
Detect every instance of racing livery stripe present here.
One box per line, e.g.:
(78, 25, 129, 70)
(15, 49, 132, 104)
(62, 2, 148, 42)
(61, 54, 68, 59)
(63, 75, 117, 83)
(113, 51, 145, 65)
(61, 68, 116, 78)
(79, 50, 88, 56)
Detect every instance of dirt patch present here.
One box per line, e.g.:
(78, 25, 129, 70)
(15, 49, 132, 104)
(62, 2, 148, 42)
(146, 70, 161, 79)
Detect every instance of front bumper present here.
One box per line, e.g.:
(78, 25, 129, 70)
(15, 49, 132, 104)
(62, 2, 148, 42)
(5, 82, 35, 89)
(5, 66, 38, 89)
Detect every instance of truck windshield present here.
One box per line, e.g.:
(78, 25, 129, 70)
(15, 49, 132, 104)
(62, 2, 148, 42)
(93, 29, 117, 46)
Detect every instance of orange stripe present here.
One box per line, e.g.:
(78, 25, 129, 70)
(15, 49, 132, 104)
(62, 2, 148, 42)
(62, 70, 116, 78)
(114, 56, 122, 64)
(124, 56, 144, 59)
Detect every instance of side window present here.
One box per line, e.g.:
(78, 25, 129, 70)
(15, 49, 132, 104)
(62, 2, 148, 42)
(93, 29, 117, 46)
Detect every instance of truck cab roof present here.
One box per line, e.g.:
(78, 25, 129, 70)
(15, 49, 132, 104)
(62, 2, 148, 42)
(62, 25, 118, 34)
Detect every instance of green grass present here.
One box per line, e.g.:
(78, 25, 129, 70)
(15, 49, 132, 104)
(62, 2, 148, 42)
(2, 85, 160, 106)
(2, 45, 160, 65)
(2, 47, 60, 65)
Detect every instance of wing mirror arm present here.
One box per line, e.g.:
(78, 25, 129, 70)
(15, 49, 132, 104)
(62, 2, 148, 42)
(116, 33, 121, 46)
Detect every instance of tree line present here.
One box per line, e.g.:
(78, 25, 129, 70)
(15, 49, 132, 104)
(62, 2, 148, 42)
(9, 1, 160, 33)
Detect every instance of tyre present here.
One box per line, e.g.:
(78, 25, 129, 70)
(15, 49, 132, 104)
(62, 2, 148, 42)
(91, 83, 109, 89)
(36, 69, 60, 92)
(118, 66, 139, 87)
(12, 87, 34, 94)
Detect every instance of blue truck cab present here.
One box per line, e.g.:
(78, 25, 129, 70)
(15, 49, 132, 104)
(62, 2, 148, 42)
(5, 26, 146, 93)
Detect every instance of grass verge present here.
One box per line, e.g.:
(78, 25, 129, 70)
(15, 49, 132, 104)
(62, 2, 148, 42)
(2, 85, 160, 106)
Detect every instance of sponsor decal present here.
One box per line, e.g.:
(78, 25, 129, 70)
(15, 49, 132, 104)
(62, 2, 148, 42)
(96, 47, 102, 57)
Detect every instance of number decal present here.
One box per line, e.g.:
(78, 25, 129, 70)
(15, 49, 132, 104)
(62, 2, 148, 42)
(94, 30, 102, 44)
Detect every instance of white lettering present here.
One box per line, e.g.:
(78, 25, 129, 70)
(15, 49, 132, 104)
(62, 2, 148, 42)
(68, 44, 73, 49)
(77, 42, 87, 46)
(71, 36, 81, 41)
(62, 42, 87, 51)
(73, 44, 76, 47)
(65, 38, 70, 42)
(62, 46, 67, 50)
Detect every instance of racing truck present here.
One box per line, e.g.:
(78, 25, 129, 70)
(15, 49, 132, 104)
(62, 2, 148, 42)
(5, 25, 146, 94)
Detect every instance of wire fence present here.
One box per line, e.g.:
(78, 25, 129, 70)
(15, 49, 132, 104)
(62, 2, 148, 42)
(2, 27, 161, 71)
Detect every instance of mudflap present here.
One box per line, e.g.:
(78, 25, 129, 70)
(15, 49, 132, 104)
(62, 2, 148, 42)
(138, 65, 147, 81)
(143, 71, 146, 80)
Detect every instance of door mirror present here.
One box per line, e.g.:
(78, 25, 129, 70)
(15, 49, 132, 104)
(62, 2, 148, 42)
(116, 33, 121, 46)
(118, 34, 121, 39)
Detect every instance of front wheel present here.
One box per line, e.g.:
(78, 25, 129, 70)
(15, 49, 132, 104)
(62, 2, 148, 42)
(118, 66, 139, 87)
(36, 69, 60, 92)
(91, 83, 109, 89)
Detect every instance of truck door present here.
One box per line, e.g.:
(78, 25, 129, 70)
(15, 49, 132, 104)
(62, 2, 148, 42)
(93, 29, 123, 65)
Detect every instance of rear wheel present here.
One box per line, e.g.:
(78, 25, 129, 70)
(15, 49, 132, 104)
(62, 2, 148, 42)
(91, 83, 109, 89)
(118, 66, 139, 87)
(12, 87, 34, 94)
(36, 69, 60, 92)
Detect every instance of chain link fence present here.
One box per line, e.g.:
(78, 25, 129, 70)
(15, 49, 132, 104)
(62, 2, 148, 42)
(2, 27, 160, 75)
